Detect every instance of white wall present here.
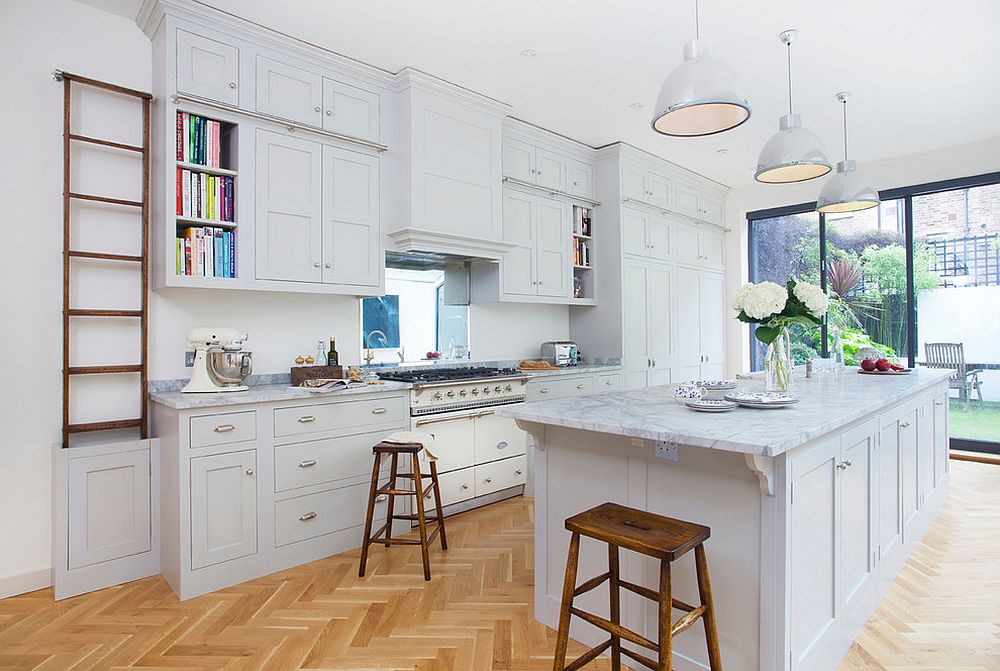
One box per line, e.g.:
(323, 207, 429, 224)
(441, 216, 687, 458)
(0, 0, 569, 596)
(724, 137, 1000, 375)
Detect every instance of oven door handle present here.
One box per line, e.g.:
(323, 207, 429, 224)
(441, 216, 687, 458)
(414, 413, 479, 427)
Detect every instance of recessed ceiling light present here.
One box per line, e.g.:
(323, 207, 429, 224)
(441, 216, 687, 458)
(630, 102, 644, 110)
(520, 49, 537, 58)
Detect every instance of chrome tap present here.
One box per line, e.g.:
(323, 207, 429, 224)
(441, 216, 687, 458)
(364, 329, 387, 365)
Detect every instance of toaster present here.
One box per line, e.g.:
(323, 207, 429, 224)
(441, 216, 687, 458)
(540, 341, 579, 366)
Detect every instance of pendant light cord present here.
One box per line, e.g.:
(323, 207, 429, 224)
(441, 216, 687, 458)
(694, 0, 701, 39)
(842, 99, 849, 160)
(786, 41, 793, 115)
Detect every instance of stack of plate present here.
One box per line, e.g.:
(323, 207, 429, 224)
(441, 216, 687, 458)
(723, 391, 800, 409)
(684, 398, 738, 413)
(687, 379, 737, 391)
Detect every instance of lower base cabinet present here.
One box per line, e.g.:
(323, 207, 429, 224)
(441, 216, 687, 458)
(190, 450, 258, 570)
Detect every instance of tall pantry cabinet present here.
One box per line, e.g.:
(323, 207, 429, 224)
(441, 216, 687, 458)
(570, 144, 730, 387)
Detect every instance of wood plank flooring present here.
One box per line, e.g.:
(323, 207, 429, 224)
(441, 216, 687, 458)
(0, 460, 996, 670)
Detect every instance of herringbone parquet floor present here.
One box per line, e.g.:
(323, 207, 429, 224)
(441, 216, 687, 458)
(0, 461, 997, 670)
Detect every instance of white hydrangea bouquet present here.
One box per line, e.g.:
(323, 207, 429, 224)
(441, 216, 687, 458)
(732, 278, 829, 390)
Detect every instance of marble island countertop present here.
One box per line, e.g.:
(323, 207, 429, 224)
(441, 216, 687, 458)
(521, 363, 621, 377)
(149, 380, 413, 410)
(499, 368, 953, 457)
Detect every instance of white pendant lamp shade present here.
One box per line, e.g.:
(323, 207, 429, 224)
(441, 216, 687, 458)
(817, 91, 880, 213)
(651, 2, 751, 137)
(755, 29, 831, 184)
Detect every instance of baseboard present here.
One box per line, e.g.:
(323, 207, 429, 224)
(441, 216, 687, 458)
(0, 567, 51, 599)
(951, 450, 1000, 466)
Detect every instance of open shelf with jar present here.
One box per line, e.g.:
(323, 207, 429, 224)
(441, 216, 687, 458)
(572, 205, 595, 304)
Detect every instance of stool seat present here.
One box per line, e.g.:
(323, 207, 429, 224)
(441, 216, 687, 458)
(566, 502, 710, 561)
(373, 440, 423, 454)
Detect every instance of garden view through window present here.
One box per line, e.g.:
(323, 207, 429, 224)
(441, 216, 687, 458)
(748, 178, 1000, 452)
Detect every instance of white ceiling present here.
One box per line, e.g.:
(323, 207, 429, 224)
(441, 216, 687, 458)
(89, 0, 1000, 187)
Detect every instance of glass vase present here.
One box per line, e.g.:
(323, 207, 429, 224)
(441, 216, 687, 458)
(764, 327, 794, 392)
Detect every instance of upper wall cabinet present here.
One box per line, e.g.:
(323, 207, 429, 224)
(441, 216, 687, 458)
(322, 78, 380, 142)
(675, 221, 725, 271)
(568, 159, 595, 200)
(176, 30, 240, 105)
(501, 126, 597, 201)
(675, 182, 724, 226)
(622, 164, 670, 209)
(255, 56, 324, 126)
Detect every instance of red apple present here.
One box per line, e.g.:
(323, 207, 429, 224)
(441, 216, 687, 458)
(861, 358, 877, 371)
(875, 358, 891, 372)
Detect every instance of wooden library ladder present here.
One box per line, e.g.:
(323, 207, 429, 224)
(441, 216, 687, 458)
(56, 70, 152, 447)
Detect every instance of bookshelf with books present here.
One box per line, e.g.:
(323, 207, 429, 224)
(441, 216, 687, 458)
(571, 205, 595, 304)
(173, 110, 239, 282)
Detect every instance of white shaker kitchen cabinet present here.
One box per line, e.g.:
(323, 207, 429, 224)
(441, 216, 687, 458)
(700, 193, 724, 226)
(501, 190, 536, 296)
(502, 136, 536, 183)
(932, 392, 949, 486)
(648, 214, 673, 262)
(676, 221, 725, 271)
(647, 171, 672, 209)
(255, 129, 323, 282)
(321, 78, 380, 141)
(176, 30, 240, 106)
(622, 259, 652, 389)
(917, 396, 936, 509)
(474, 411, 528, 465)
(700, 227, 725, 270)
(622, 206, 671, 261)
(321, 146, 380, 287)
(898, 407, 920, 539)
(839, 422, 877, 617)
(255, 56, 323, 127)
(675, 268, 703, 381)
(621, 164, 648, 201)
(876, 415, 903, 569)
(699, 272, 727, 378)
(568, 158, 595, 200)
(534, 146, 568, 192)
(534, 198, 571, 298)
(190, 450, 258, 570)
(674, 183, 701, 220)
(647, 264, 674, 385)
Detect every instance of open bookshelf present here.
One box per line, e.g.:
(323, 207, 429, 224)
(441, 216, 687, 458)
(572, 205, 595, 303)
(174, 111, 238, 280)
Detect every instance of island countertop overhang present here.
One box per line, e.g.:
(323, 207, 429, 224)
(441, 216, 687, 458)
(498, 368, 953, 457)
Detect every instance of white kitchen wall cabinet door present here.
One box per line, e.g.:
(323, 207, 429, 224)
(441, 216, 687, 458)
(647, 171, 671, 209)
(190, 450, 257, 570)
(569, 159, 595, 199)
(622, 206, 651, 258)
(674, 183, 701, 219)
(622, 260, 651, 389)
(647, 265, 673, 384)
(534, 147, 568, 192)
(699, 273, 726, 377)
(501, 190, 536, 296)
(622, 165, 648, 201)
(700, 194, 724, 226)
(932, 392, 948, 486)
(839, 423, 876, 616)
(534, 198, 571, 298)
(502, 137, 535, 183)
(255, 56, 323, 127)
(648, 213, 672, 262)
(700, 228, 726, 270)
(256, 130, 323, 282)
(675, 221, 701, 267)
(321, 78, 379, 141)
(321, 146, 379, 286)
(176, 30, 239, 106)
(675, 269, 703, 381)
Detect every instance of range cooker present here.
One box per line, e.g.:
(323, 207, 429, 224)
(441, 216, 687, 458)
(376, 366, 529, 416)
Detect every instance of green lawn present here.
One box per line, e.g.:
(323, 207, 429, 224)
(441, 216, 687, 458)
(949, 399, 1000, 442)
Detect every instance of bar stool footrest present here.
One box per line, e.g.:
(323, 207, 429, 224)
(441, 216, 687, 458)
(565, 638, 613, 671)
(568, 606, 657, 651)
(620, 646, 659, 671)
(572, 571, 610, 597)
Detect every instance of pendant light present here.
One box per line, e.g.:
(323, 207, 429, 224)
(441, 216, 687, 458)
(754, 29, 831, 183)
(651, 0, 751, 137)
(817, 91, 880, 213)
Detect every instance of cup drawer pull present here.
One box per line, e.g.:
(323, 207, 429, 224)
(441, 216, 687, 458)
(213, 424, 235, 433)
(371, 407, 387, 415)
(298, 459, 317, 468)
(299, 512, 317, 521)
(497, 441, 509, 450)
(298, 415, 316, 423)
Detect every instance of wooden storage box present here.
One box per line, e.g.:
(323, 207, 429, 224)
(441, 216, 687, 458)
(291, 365, 344, 387)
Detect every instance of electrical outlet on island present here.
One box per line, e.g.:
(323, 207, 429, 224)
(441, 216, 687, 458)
(654, 441, 678, 461)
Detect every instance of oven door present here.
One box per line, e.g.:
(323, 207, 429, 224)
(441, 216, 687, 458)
(412, 409, 478, 473)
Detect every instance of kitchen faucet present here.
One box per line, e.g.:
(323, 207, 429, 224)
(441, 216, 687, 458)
(364, 330, 387, 365)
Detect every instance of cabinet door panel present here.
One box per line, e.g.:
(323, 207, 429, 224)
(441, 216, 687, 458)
(321, 78, 379, 141)
(622, 165, 647, 201)
(840, 427, 875, 612)
(474, 413, 527, 464)
(502, 190, 535, 295)
(622, 260, 650, 386)
(190, 450, 257, 570)
(535, 147, 568, 191)
(700, 194, 724, 225)
(647, 172, 671, 209)
(256, 130, 323, 282)
(933, 393, 948, 485)
(674, 222, 701, 267)
(534, 198, 570, 298)
(502, 137, 535, 183)
(675, 269, 702, 380)
(255, 56, 323, 126)
(900, 409, 919, 537)
(321, 147, 379, 286)
(877, 419, 902, 560)
(917, 398, 935, 505)
(700, 229, 725, 270)
(648, 214, 672, 261)
(413, 412, 477, 472)
(569, 159, 595, 199)
(647, 265, 673, 373)
(622, 206, 650, 258)
(699, 273, 726, 369)
(674, 183, 700, 219)
(176, 30, 239, 105)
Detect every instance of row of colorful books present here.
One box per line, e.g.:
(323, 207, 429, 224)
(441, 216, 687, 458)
(573, 238, 591, 267)
(573, 206, 593, 237)
(176, 112, 226, 168)
(176, 227, 236, 278)
(176, 168, 235, 222)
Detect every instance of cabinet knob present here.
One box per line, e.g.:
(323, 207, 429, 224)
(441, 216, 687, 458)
(606, 380, 614, 385)
(573, 181, 579, 185)
(325, 262, 331, 268)
(651, 359, 656, 367)
(314, 106, 321, 112)
(325, 110, 332, 116)
(213, 423, 235, 433)
(461, 483, 470, 490)
(497, 441, 508, 450)
(246, 468, 254, 476)
(484, 477, 493, 484)
(539, 388, 549, 394)
(576, 384, 584, 389)
(515, 469, 523, 476)
(299, 512, 317, 521)
(934, 401, 945, 406)
(313, 262, 320, 268)
(837, 462, 848, 470)
(228, 82, 237, 89)
(537, 170, 542, 175)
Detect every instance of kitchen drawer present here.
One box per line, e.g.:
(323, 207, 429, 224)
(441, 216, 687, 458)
(412, 410, 477, 472)
(474, 411, 527, 464)
(475, 455, 527, 497)
(273, 395, 407, 438)
(189, 410, 256, 449)
(274, 431, 388, 493)
(436, 467, 476, 507)
(274, 482, 386, 547)
(596, 373, 622, 392)
(527, 375, 594, 401)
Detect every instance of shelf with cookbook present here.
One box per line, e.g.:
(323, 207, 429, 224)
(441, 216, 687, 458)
(571, 204, 596, 305)
(171, 110, 240, 287)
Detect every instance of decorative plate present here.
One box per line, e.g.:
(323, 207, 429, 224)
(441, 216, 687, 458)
(858, 368, 911, 375)
(723, 391, 800, 405)
(672, 384, 705, 405)
(686, 379, 738, 391)
(684, 399, 737, 412)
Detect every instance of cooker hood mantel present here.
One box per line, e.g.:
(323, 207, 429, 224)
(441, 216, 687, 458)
(386, 228, 516, 261)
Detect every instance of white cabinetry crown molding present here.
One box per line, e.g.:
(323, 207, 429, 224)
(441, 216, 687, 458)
(387, 228, 517, 260)
(391, 68, 512, 117)
(597, 142, 731, 195)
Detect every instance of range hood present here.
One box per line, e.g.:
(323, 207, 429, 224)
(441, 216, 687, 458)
(386, 228, 514, 262)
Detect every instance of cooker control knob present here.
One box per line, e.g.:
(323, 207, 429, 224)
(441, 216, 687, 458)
(471, 388, 479, 395)
(505, 384, 513, 392)
(459, 389, 468, 397)
(433, 392, 443, 401)
(494, 385, 502, 393)
(483, 387, 491, 395)
(447, 391, 456, 398)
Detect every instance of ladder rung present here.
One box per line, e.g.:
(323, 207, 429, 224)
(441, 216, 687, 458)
(68, 133, 144, 153)
(68, 419, 142, 433)
(68, 250, 143, 263)
(68, 192, 143, 208)
(68, 365, 142, 375)
(68, 309, 143, 317)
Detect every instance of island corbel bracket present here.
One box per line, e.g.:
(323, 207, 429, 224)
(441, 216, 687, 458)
(744, 454, 775, 496)
(514, 419, 546, 451)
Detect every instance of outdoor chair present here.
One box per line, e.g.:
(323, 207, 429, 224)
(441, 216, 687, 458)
(924, 342, 984, 403)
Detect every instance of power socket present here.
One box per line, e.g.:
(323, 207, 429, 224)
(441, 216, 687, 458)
(185, 350, 195, 367)
(654, 441, 678, 461)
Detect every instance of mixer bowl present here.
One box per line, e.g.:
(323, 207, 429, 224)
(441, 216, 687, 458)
(207, 351, 253, 387)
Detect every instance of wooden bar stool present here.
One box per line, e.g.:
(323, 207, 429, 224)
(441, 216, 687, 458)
(358, 435, 447, 581)
(552, 502, 722, 671)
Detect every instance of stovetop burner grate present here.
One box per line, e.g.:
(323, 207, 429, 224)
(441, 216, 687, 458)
(377, 366, 521, 384)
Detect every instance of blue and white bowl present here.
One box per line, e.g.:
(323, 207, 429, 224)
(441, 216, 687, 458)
(673, 384, 705, 405)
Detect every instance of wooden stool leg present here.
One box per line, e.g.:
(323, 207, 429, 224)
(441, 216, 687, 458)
(412, 453, 432, 581)
(608, 544, 622, 670)
(358, 453, 382, 578)
(552, 531, 581, 671)
(429, 460, 448, 550)
(695, 544, 723, 671)
(383, 453, 399, 548)
(657, 559, 673, 671)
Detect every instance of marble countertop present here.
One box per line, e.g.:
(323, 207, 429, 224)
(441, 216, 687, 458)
(499, 368, 953, 457)
(522, 363, 622, 378)
(150, 380, 412, 410)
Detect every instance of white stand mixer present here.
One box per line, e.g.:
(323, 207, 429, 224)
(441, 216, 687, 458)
(182, 327, 252, 393)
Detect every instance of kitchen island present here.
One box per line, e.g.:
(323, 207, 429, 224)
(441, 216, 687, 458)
(500, 369, 952, 671)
